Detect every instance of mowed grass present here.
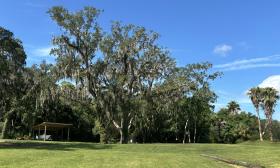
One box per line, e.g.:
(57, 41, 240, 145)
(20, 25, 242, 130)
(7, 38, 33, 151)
(0, 140, 280, 168)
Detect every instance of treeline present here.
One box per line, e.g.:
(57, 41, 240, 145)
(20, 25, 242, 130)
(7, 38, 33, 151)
(0, 6, 279, 143)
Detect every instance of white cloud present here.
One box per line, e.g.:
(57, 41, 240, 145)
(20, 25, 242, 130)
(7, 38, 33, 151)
(214, 54, 280, 71)
(32, 47, 53, 57)
(213, 44, 232, 56)
(259, 75, 280, 92)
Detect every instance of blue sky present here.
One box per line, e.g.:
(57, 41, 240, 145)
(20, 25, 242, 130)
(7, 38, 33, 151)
(1, 0, 280, 119)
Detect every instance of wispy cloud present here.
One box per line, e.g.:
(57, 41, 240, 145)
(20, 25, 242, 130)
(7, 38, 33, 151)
(216, 89, 249, 103)
(214, 89, 252, 112)
(24, 45, 55, 66)
(169, 48, 189, 53)
(216, 90, 251, 104)
(214, 54, 280, 71)
(32, 46, 53, 57)
(213, 44, 232, 56)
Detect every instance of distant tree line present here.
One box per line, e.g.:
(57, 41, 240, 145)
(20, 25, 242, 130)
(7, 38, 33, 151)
(0, 6, 279, 143)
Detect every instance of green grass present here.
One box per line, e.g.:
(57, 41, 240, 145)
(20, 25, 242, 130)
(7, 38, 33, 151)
(0, 140, 279, 168)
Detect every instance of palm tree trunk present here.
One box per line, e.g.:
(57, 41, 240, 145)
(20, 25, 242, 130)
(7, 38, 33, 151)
(255, 107, 263, 141)
(268, 114, 273, 141)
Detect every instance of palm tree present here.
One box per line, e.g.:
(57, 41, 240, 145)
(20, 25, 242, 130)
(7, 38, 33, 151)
(248, 87, 264, 141)
(261, 87, 279, 141)
(227, 101, 240, 115)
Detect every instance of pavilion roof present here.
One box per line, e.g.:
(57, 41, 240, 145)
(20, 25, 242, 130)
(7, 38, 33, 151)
(33, 122, 73, 130)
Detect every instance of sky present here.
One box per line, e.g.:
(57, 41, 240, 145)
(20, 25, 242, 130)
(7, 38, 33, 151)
(1, 0, 280, 119)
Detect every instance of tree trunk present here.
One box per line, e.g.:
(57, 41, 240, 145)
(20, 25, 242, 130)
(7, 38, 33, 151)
(218, 121, 221, 143)
(119, 117, 129, 144)
(193, 121, 197, 143)
(183, 119, 189, 144)
(1, 118, 9, 139)
(122, 120, 129, 144)
(268, 114, 273, 142)
(255, 107, 263, 141)
(119, 128, 129, 144)
(188, 128, 191, 143)
(119, 128, 123, 144)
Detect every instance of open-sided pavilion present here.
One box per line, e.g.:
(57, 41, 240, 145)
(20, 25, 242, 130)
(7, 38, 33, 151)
(32, 122, 73, 141)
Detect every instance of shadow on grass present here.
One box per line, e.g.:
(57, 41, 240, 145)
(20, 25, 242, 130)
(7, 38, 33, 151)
(0, 141, 113, 151)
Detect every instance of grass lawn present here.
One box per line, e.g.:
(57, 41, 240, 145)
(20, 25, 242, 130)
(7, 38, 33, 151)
(0, 140, 279, 168)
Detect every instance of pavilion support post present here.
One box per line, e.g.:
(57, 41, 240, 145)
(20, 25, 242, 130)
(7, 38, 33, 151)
(62, 128, 64, 140)
(67, 128, 70, 141)
(38, 127, 40, 139)
(44, 125, 47, 141)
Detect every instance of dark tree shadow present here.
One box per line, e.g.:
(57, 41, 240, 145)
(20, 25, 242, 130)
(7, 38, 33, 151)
(0, 141, 113, 151)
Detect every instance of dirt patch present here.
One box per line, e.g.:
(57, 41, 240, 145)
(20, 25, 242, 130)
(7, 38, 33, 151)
(201, 154, 265, 168)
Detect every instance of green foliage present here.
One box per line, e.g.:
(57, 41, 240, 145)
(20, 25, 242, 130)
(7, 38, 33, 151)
(272, 120, 280, 141)
(211, 102, 259, 143)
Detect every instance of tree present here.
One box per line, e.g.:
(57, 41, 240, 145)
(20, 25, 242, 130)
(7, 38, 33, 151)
(261, 87, 279, 141)
(227, 101, 240, 115)
(48, 6, 104, 140)
(49, 6, 175, 143)
(247, 87, 264, 141)
(48, 6, 102, 96)
(99, 22, 174, 143)
(160, 63, 220, 143)
(0, 27, 26, 139)
(183, 63, 220, 143)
